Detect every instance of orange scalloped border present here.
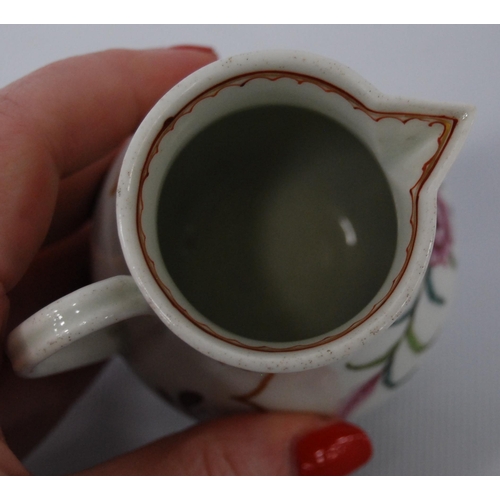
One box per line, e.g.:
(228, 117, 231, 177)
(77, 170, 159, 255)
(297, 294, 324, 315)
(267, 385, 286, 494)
(137, 71, 457, 353)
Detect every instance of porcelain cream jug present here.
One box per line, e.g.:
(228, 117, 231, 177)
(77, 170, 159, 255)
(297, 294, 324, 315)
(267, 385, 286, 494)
(7, 51, 474, 419)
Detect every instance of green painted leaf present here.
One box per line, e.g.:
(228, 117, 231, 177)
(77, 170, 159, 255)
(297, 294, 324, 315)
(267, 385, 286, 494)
(425, 268, 446, 305)
(383, 365, 418, 389)
(381, 350, 398, 388)
(405, 322, 430, 353)
(346, 341, 400, 371)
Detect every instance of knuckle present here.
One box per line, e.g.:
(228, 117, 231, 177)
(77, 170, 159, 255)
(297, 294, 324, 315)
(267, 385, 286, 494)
(176, 432, 242, 476)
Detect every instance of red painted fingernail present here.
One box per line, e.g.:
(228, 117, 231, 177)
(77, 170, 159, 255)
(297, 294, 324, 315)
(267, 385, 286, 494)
(170, 45, 217, 55)
(295, 422, 372, 475)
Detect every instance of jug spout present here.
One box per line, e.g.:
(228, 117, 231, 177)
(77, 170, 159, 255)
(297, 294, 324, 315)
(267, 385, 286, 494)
(348, 98, 475, 332)
(364, 101, 476, 197)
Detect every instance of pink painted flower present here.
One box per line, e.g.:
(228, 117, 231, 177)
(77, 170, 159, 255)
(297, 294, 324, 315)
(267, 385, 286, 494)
(430, 195, 453, 267)
(338, 372, 382, 419)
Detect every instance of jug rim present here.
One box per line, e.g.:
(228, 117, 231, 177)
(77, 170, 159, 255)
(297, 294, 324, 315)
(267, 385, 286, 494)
(117, 50, 475, 373)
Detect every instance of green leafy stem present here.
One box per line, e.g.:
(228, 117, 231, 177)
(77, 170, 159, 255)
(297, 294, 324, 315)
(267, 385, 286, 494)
(346, 265, 447, 388)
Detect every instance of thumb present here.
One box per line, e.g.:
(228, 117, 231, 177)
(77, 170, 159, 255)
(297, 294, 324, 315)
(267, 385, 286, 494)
(79, 413, 372, 476)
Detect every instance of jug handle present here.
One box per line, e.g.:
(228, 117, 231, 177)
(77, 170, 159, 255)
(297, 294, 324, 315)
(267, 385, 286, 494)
(6, 276, 152, 378)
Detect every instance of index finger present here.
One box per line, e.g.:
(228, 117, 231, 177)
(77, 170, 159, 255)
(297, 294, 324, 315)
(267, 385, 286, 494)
(0, 47, 217, 291)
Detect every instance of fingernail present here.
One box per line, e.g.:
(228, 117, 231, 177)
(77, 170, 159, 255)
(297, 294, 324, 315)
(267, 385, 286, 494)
(170, 45, 217, 56)
(295, 421, 372, 475)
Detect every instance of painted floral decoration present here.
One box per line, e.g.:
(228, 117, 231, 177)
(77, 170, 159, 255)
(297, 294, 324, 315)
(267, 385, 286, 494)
(340, 194, 456, 418)
(430, 195, 454, 267)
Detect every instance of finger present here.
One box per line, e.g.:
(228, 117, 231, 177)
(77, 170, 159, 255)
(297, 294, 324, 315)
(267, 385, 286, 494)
(0, 46, 217, 292)
(0, 428, 27, 475)
(0, 46, 217, 178)
(44, 147, 119, 245)
(79, 414, 372, 476)
(0, 358, 102, 460)
(1, 224, 102, 458)
(6, 223, 91, 333)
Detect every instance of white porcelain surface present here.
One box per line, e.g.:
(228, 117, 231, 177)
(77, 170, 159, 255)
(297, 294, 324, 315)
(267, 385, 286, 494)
(116, 52, 472, 376)
(93, 150, 458, 419)
(6, 50, 471, 420)
(4, 26, 496, 475)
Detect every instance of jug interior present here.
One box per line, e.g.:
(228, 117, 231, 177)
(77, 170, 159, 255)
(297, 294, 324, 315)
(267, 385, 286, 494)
(156, 105, 397, 343)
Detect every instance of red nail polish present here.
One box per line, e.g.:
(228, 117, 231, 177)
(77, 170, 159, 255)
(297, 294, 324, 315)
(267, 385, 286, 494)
(295, 422, 372, 475)
(170, 45, 216, 55)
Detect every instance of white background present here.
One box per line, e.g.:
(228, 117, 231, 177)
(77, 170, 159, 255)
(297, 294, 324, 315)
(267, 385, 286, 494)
(1, 25, 499, 475)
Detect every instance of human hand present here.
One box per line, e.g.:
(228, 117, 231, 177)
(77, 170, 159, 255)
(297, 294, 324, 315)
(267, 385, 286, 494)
(0, 47, 372, 475)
